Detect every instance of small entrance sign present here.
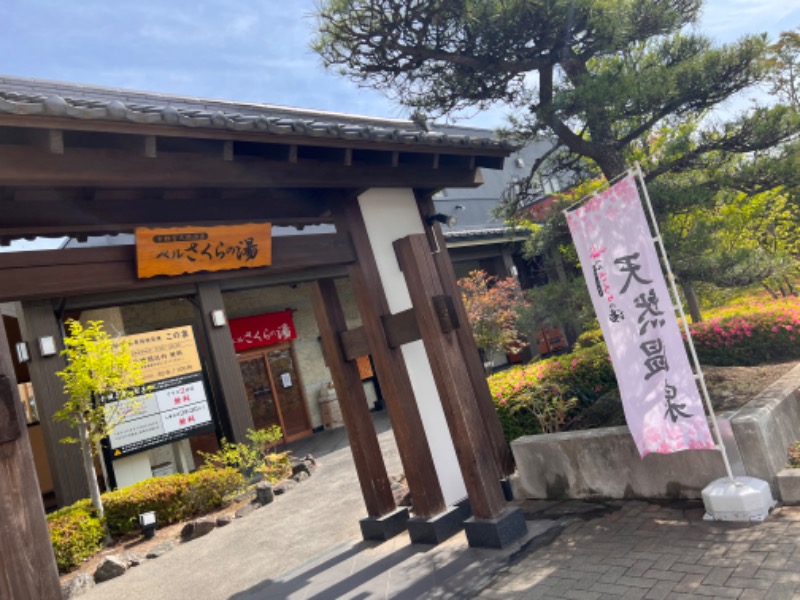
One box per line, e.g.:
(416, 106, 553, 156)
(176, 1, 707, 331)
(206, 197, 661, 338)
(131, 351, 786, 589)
(135, 223, 272, 278)
(229, 310, 297, 352)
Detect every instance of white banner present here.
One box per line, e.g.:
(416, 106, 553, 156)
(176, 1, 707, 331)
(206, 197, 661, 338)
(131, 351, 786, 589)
(566, 175, 714, 456)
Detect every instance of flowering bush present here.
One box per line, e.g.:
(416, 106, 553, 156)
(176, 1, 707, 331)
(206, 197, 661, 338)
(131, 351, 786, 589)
(488, 344, 617, 441)
(688, 296, 800, 366)
(458, 270, 528, 356)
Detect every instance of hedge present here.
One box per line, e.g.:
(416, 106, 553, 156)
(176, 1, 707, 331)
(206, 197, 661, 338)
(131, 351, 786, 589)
(488, 344, 616, 441)
(103, 468, 244, 537)
(48, 499, 105, 573)
(50, 467, 245, 572)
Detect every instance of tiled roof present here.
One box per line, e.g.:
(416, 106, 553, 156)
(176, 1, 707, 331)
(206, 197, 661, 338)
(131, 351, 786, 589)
(0, 75, 513, 152)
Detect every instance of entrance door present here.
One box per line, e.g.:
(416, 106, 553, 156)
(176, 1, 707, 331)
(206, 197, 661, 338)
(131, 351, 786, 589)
(237, 342, 312, 442)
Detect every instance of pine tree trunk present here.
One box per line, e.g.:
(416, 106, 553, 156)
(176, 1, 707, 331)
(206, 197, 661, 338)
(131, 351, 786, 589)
(682, 281, 703, 323)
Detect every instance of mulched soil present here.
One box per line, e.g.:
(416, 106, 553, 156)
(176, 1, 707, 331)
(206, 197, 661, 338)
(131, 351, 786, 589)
(565, 361, 799, 431)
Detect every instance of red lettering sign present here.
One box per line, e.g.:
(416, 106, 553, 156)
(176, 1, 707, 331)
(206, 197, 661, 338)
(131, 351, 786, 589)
(229, 310, 297, 352)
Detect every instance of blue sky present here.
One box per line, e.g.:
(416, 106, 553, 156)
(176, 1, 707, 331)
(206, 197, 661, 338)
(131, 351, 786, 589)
(1, 1, 797, 129)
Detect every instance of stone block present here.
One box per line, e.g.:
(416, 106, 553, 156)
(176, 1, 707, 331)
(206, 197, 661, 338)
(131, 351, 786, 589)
(464, 507, 527, 549)
(776, 468, 800, 504)
(94, 556, 128, 583)
(235, 502, 258, 519)
(359, 507, 409, 541)
(256, 481, 274, 505)
(62, 573, 95, 599)
(181, 518, 216, 542)
(146, 541, 177, 559)
(407, 504, 464, 545)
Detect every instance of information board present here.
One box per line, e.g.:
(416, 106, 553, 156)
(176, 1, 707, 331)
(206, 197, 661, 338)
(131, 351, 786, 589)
(106, 326, 214, 457)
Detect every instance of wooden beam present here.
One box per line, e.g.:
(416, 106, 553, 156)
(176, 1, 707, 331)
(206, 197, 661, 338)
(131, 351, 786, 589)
(311, 278, 396, 518)
(394, 234, 506, 520)
(416, 194, 514, 475)
(0, 145, 485, 189)
(223, 140, 233, 161)
(0, 188, 333, 239)
(0, 318, 62, 600)
(0, 233, 356, 302)
(339, 327, 369, 362)
(32, 129, 63, 154)
(340, 310, 421, 361)
(336, 197, 446, 519)
(0, 114, 511, 160)
(381, 309, 420, 349)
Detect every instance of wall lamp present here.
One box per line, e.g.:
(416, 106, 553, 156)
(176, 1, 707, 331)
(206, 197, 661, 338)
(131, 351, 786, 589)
(15, 341, 30, 364)
(38, 336, 57, 358)
(210, 309, 227, 328)
(425, 212, 458, 228)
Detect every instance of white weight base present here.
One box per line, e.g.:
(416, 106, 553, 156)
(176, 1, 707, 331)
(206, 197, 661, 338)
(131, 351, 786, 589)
(702, 476, 776, 522)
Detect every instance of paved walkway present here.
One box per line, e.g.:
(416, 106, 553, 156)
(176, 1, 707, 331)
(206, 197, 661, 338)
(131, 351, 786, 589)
(75, 412, 800, 599)
(476, 500, 800, 600)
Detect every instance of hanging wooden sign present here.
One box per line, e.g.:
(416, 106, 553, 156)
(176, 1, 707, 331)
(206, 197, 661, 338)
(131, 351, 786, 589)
(135, 223, 272, 278)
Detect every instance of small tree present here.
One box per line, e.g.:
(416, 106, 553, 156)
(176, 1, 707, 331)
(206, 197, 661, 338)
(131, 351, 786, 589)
(457, 270, 528, 364)
(55, 320, 147, 518)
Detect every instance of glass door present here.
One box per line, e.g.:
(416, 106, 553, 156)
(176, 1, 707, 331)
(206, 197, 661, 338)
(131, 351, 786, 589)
(238, 352, 281, 432)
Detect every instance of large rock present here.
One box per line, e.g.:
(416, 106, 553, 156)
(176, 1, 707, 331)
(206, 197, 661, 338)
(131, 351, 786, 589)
(62, 573, 95, 599)
(301, 454, 318, 473)
(180, 518, 216, 542)
(274, 480, 298, 495)
(292, 462, 311, 478)
(94, 556, 128, 583)
(256, 481, 274, 506)
(216, 515, 234, 527)
(235, 502, 258, 519)
(146, 541, 177, 559)
(120, 552, 143, 568)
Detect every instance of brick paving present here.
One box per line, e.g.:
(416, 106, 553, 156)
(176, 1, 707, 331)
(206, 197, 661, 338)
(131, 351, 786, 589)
(475, 501, 800, 600)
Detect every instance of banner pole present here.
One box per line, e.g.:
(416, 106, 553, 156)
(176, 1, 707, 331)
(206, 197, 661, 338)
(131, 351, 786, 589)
(633, 163, 736, 482)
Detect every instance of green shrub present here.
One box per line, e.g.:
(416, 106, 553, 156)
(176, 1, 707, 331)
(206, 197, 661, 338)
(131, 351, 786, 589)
(47, 499, 104, 573)
(688, 297, 800, 366)
(489, 344, 616, 441)
(199, 426, 290, 483)
(574, 328, 604, 349)
(102, 468, 244, 537)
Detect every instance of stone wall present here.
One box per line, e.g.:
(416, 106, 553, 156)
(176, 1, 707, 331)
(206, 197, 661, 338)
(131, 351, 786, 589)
(511, 363, 800, 501)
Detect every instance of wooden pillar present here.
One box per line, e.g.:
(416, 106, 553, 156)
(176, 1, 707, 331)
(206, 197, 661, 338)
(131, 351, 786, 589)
(0, 315, 63, 599)
(416, 194, 514, 476)
(394, 234, 506, 520)
(311, 278, 396, 519)
(196, 282, 254, 442)
(335, 198, 447, 519)
(18, 300, 89, 506)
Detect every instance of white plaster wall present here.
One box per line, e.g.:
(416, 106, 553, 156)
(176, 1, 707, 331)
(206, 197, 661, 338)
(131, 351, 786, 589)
(113, 452, 154, 489)
(358, 188, 467, 505)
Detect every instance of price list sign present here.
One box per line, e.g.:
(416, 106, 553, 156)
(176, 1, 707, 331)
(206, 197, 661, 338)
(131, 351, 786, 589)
(106, 326, 215, 457)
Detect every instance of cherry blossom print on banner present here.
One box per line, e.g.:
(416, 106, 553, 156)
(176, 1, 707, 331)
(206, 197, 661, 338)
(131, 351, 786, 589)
(565, 175, 715, 457)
